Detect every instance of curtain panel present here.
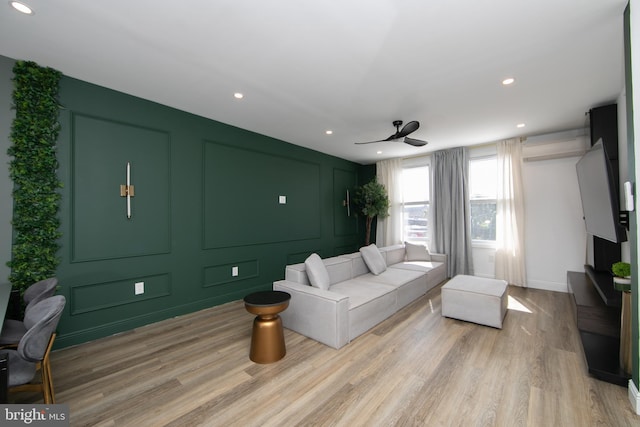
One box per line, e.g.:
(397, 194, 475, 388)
(432, 147, 474, 277)
(375, 158, 403, 246)
(495, 139, 527, 286)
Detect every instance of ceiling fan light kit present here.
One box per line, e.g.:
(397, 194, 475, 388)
(356, 120, 428, 147)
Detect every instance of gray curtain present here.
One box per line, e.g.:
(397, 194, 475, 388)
(432, 147, 474, 277)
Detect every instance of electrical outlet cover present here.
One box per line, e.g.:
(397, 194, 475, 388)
(135, 281, 144, 295)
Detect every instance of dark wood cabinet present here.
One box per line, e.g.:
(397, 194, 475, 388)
(568, 271, 628, 386)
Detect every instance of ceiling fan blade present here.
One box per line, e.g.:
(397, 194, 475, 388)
(355, 120, 424, 145)
(403, 137, 428, 147)
(396, 121, 420, 138)
(355, 140, 384, 145)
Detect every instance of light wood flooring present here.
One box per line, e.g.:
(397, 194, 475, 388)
(12, 284, 640, 426)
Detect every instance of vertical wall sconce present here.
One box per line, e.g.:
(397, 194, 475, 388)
(342, 188, 350, 216)
(120, 162, 135, 218)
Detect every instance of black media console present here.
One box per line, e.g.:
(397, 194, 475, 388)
(567, 269, 629, 386)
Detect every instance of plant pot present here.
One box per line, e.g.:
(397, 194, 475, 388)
(613, 276, 631, 292)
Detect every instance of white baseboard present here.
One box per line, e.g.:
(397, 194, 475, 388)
(629, 380, 640, 415)
(526, 279, 568, 293)
(471, 276, 569, 293)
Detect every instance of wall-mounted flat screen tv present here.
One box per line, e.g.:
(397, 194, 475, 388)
(575, 139, 621, 243)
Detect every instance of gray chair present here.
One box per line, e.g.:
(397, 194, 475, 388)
(0, 295, 66, 403)
(0, 278, 58, 346)
(23, 278, 58, 311)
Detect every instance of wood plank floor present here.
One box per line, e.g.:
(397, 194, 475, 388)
(12, 284, 640, 426)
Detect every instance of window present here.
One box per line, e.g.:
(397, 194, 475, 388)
(402, 166, 430, 244)
(469, 157, 497, 242)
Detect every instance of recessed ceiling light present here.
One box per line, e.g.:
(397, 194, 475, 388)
(377, 151, 382, 154)
(325, 130, 333, 135)
(233, 92, 243, 99)
(517, 123, 526, 128)
(9, 1, 33, 14)
(502, 78, 515, 85)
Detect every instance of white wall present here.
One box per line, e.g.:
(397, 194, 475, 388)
(471, 133, 590, 292)
(522, 152, 588, 292)
(619, 89, 631, 263)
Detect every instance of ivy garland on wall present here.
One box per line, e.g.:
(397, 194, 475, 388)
(7, 60, 62, 295)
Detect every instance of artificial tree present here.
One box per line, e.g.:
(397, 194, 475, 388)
(353, 177, 390, 246)
(7, 61, 62, 297)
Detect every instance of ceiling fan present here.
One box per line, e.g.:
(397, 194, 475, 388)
(356, 120, 428, 147)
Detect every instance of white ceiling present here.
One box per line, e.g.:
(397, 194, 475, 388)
(0, 0, 629, 164)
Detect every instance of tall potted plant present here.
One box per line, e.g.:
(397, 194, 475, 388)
(6, 61, 62, 304)
(353, 177, 390, 246)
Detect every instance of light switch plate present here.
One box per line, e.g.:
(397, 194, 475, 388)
(135, 281, 144, 295)
(232, 266, 239, 277)
(279, 195, 286, 204)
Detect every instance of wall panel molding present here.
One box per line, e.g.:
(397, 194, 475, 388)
(202, 140, 321, 249)
(70, 273, 171, 315)
(203, 259, 259, 288)
(71, 113, 171, 262)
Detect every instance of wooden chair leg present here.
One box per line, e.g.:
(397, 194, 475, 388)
(43, 358, 55, 404)
(42, 334, 56, 404)
(40, 361, 50, 404)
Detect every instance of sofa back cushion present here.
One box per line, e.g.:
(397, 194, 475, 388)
(379, 245, 406, 265)
(285, 256, 353, 286)
(341, 253, 370, 277)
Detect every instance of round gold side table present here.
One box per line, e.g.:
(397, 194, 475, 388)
(243, 291, 291, 364)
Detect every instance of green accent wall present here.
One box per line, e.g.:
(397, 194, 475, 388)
(46, 74, 365, 348)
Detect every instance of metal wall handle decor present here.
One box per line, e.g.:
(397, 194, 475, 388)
(342, 188, 350, 216)
(119, 162, 135, 219)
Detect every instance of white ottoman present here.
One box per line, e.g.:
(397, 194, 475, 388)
(441, 275, 508, 329)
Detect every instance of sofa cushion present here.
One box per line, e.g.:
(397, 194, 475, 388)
(405, 242, 431, 261)
(359, 244, 386, 275)
(390, 261, 443, 273)
(330, 278, 396, 309)
(305, 253, 330, 290)
(362, 268, 425, 289)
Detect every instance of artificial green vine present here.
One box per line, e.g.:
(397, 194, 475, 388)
(7, 60, 62, 295)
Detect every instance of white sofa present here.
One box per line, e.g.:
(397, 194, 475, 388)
(273, 244, 448, 349)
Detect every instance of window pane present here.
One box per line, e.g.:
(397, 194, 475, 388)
(469, 158, 497, 199)
(404, 203, 429, 243)
(470, 157, 497, 242)
(470, 200, 496, 241)
(402, 166, 429, 203)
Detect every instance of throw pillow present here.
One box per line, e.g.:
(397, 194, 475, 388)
(405, 241, 431, 261)
(305, 253, 330, 290)
(359, 244, 387, 275)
